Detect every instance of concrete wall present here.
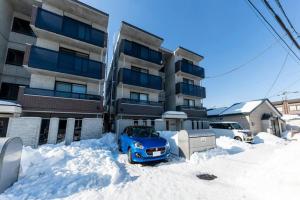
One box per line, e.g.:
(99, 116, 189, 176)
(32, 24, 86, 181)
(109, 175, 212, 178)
(6, 117, 42, 148)
(0, 0, 13, 85)
(81, 118, 103, 140)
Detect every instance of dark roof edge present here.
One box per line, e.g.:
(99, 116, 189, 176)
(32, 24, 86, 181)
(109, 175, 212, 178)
(178, 46, 204, 59)
(72, 0, 109, 16)
(122, 21, 164, 41)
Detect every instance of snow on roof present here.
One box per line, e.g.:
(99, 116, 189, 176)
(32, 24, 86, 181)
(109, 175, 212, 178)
(208, 100, 265, 116)
(221, 100, 263, 115)
(0, 100, 21, 107)
(207, 107, 228, 116)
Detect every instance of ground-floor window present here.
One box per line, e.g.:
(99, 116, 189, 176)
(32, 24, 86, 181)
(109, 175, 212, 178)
(57, 119, 67, 143)
(130, 92, 149, 102)
(0, 82, 23, 100)
(0, 118, 9, 137)
(39, 119, 50, 145)
(73, 119, 82, 141)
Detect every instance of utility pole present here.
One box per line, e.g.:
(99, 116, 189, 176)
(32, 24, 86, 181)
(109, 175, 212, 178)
(277, 91, 299, 114)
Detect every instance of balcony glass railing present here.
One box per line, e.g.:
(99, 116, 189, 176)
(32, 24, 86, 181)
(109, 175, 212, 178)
(176, 82, 206, 98)
(118, 68, 162, 90)
(175, 60, 205, 78)
(120, 39, 162, 65)
(176, 105, 206, 110)
(34, 7, 107, 47)
(28, 46, 104, 79)
(118, 98, 163, 106)
(24, 87, 101, 100)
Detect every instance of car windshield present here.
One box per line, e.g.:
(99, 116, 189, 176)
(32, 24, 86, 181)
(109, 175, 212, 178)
(231, 123, 243, 130)
(131, 127, 159, 138)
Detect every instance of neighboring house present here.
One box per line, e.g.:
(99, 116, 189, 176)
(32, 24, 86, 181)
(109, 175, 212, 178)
(207, 99, 284, 136)
(0, 0, 108, 147)
(105, 22, 207, 132)
(272, 98, 300, 115)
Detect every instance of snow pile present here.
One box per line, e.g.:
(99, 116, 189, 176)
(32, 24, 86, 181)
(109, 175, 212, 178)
(253, 132, 285, 145)
(1, 133, 131, 200)
(240, 139, 300, 200)
(190, 136, 251, 164)
(159, 131, 179, 155)
(282, 114, 300, 121)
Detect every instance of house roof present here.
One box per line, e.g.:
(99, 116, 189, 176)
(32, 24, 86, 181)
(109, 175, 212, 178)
(207, 107, 228, 116)
(208, 99, 281, 117)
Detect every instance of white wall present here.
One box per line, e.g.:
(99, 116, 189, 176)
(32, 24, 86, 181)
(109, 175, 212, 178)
(6, 117, 42, 148)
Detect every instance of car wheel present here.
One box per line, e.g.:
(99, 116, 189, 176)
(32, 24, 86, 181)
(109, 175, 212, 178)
(234, 136, 243, 141)
(128, 148, 134, 164)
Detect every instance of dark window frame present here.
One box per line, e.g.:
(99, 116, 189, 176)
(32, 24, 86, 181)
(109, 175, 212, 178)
(5, 49, 25, 66)
(11, 17, 35, 37)
(55, 81, 87, 94)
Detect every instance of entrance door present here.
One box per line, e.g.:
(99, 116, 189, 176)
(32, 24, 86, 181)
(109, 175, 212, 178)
(271, 119, 281, 137)
(0, 118, 9, 137)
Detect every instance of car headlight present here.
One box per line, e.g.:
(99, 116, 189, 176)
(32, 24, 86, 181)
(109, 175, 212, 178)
(165, 141, 170, 149)
(134, 142, 144, 149)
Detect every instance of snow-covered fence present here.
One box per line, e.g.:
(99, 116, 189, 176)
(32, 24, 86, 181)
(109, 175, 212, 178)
(0, 137, 23, 193)
(6, 117, 42, 148)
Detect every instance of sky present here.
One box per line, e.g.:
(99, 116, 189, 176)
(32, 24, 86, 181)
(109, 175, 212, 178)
(80, 0, 300, 108)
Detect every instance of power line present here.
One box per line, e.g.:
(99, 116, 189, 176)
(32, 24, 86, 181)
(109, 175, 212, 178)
(206, 39, 279, 78)
(245, 0, 300, 62)
(264, 51, 289, 98)
(275, 0, 299, 37)
(263, 0, 300, 49)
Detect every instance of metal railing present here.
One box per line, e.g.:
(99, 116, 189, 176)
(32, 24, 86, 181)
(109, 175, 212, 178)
(28, 46, 104, 79)
(118, 98, 163, 106)
(34, 7, 107, 47)
(176, 82, 206, 98)
(24, 87, 101, 101)
(118, 68, 162, 90)
(175, 60, 205, 78)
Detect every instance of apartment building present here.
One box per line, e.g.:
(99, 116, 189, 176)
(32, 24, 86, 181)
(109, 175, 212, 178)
(105, 22, 165, 130)
(164, 47, 206, 130)
(0, 0, 108, 146)
(272, 98, 300, 115)
(106, 21, 207, 132)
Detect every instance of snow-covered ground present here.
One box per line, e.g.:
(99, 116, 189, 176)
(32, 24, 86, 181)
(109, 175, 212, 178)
(1, 132, 300, 200)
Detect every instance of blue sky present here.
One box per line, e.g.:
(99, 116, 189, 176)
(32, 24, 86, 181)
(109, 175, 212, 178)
(80, 0, 300, 108)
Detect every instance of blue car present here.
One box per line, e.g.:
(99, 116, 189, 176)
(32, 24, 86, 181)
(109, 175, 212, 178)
(118, 126, 170, 163)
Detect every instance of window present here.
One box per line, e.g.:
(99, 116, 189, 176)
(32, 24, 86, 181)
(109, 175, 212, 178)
(131, 66, 148, 74)
(11, 17, 35, 36)
(140, 46, 149, 60)
(55, 81, 87, 94)
(290, 105, 297, 111)
(72, 84, 86, 94)
(183, 78, 194, 85)
(130, 92, 149, 102)
(183, 98, 195, 107)
(59, 47, 89, 58)
(183, 58, 193, 65)
(0, 83, 22, 100)
(5, 49, 24, 66)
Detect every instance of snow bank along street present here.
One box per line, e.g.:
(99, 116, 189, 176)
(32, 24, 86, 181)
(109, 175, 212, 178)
(1, 132, 299, 200)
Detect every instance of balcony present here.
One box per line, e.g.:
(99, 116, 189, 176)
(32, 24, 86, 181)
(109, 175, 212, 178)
(25, 45, 105, 80)
(119, 39, 163, 69)
(175, 60, 205, 79)
(176, 105, 207, 119)
(118, 68, 162, 90)
(17, 87, 103, 114)
(176, 82, 206, 98)
(116, 98, 164, 117)
(31, 7, 107, 51)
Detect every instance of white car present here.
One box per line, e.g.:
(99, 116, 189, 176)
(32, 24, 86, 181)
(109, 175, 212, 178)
(209, 122, 253, 143)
